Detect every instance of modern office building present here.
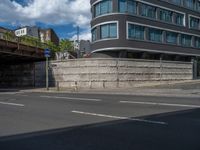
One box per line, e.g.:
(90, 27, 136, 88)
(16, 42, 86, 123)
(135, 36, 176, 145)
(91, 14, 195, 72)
(90, 0, 200, 61)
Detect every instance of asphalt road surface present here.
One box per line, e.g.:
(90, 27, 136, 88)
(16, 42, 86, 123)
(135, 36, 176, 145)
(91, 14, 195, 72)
(0, 92, 200, 150)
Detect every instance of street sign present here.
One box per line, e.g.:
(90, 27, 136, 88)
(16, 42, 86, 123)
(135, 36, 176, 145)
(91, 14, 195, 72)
(44, 48, 50, 90)
(44, 48, 50, 57)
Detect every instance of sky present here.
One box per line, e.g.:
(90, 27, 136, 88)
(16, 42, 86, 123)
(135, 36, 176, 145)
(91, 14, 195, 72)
(0, 0, 91, 40)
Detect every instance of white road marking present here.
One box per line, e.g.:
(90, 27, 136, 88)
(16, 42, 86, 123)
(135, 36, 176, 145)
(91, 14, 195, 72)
(71, 110, 167, 125)
(0, 92, 24, 95)
(120, 101, 200, 108)
(40, 95, 102, 102)
(0, 101, 25, 107)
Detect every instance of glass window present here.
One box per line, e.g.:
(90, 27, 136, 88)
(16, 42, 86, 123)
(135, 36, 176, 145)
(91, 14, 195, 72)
(101, 25, 109, 39)
(190, 17, 200, 29)
(101, 1, 108, 14)
(166, 31, 178, 44)
(141, 4, 156, 19)
(159, 9, 173, 23)
(92, 28, 97, 42)
(110, 23, 117, 38)
(119, 0, 126, 13)
(184, 0, 195, 9)
(119, 0, 136, 14)
(195, 37, 200, 48)
(175, 13, 184, 26)
(170, 0, 182, 5)
(128, 24, 145, 40)
(127, 0, 137, 14)
(95, 3, 100, 17)
(100, 23, 117, 39)
(149, 28, 163, 43)
(197, 2, 200, 12)
(180, 34, 192, 47)
(94, 0, 112, 17)
(101, 0, 112, 15)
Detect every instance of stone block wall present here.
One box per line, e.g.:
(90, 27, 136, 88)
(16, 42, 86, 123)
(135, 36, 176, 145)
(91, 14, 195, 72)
(46, 59, 193, 89)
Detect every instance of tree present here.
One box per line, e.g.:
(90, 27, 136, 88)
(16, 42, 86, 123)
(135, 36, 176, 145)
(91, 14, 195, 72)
(45, 41, 60, 59)
(59, 39, 74, 52)
(46, 41, 59, 52)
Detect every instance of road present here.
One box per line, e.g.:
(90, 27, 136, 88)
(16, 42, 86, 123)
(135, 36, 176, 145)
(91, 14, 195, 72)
(0, 92, 200, 150)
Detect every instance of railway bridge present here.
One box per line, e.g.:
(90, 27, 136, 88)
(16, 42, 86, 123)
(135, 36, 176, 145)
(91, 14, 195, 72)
(0, 35, 45, 64)
(0, 31, 46, 87)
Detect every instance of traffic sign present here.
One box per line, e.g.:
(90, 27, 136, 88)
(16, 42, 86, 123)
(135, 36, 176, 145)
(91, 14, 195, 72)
(44, 48, 50, 57)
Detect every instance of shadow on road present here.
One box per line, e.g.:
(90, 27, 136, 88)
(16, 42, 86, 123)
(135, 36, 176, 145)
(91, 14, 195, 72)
(0, 108, 200, 150)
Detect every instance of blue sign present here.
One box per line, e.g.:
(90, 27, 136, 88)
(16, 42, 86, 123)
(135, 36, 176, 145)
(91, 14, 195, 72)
(44, 48, 50, 57)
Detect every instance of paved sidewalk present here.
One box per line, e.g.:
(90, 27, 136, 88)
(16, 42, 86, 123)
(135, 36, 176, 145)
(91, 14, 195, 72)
(1, 80, 200, 98)
(22, 88, 200, 98)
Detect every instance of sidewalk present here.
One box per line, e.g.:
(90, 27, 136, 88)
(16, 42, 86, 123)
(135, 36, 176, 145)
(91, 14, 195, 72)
(21, 87, 200, 98)
(1, 80, 200, 98)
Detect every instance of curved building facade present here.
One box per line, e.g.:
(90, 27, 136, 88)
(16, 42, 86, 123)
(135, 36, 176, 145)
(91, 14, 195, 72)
(90, 0, 200, 60)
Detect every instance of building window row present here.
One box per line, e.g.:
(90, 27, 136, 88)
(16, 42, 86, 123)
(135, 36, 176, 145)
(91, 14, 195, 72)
(92, 22, 200, 49)
(162, 0, 200, 12)
(127, 23, 200, 48)
(118, 1, 185, 26)
(93, 0, 185, 27)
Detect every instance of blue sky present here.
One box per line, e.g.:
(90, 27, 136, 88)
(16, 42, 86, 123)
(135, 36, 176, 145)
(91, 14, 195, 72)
(0, 0, 91, 40)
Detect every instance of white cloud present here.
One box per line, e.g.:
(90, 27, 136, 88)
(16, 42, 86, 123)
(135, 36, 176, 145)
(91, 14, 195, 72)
(0, 0, 91, 40)
(71, 30, 91, 41)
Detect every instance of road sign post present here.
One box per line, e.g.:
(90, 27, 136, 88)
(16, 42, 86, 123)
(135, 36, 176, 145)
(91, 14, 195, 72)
(44, 49, 50, 91)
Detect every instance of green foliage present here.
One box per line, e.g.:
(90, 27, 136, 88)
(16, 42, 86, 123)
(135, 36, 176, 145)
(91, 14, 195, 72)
(3, 32, 15, 41)
(20, 36, 40, 47)
(45, 41, 60, 59)
(2, 31, 76, 59)
(46, 41, 59, 52)
(3, 32, 47, 49)
(59, 39, 74, 52)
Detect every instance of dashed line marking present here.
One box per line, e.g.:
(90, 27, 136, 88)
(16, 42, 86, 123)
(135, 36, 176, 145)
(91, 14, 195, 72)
(72, 110, 167, 125)
(0, 101, 25, 107)
(40, 95, 102, 102)
(119, 101, 200, 108)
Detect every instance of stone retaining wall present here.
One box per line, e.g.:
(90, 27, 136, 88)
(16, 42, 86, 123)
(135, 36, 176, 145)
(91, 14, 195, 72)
(44, 59, 193, 88)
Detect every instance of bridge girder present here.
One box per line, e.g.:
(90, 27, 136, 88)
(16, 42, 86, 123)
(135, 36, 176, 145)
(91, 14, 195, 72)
(0, 39, 45, 64)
